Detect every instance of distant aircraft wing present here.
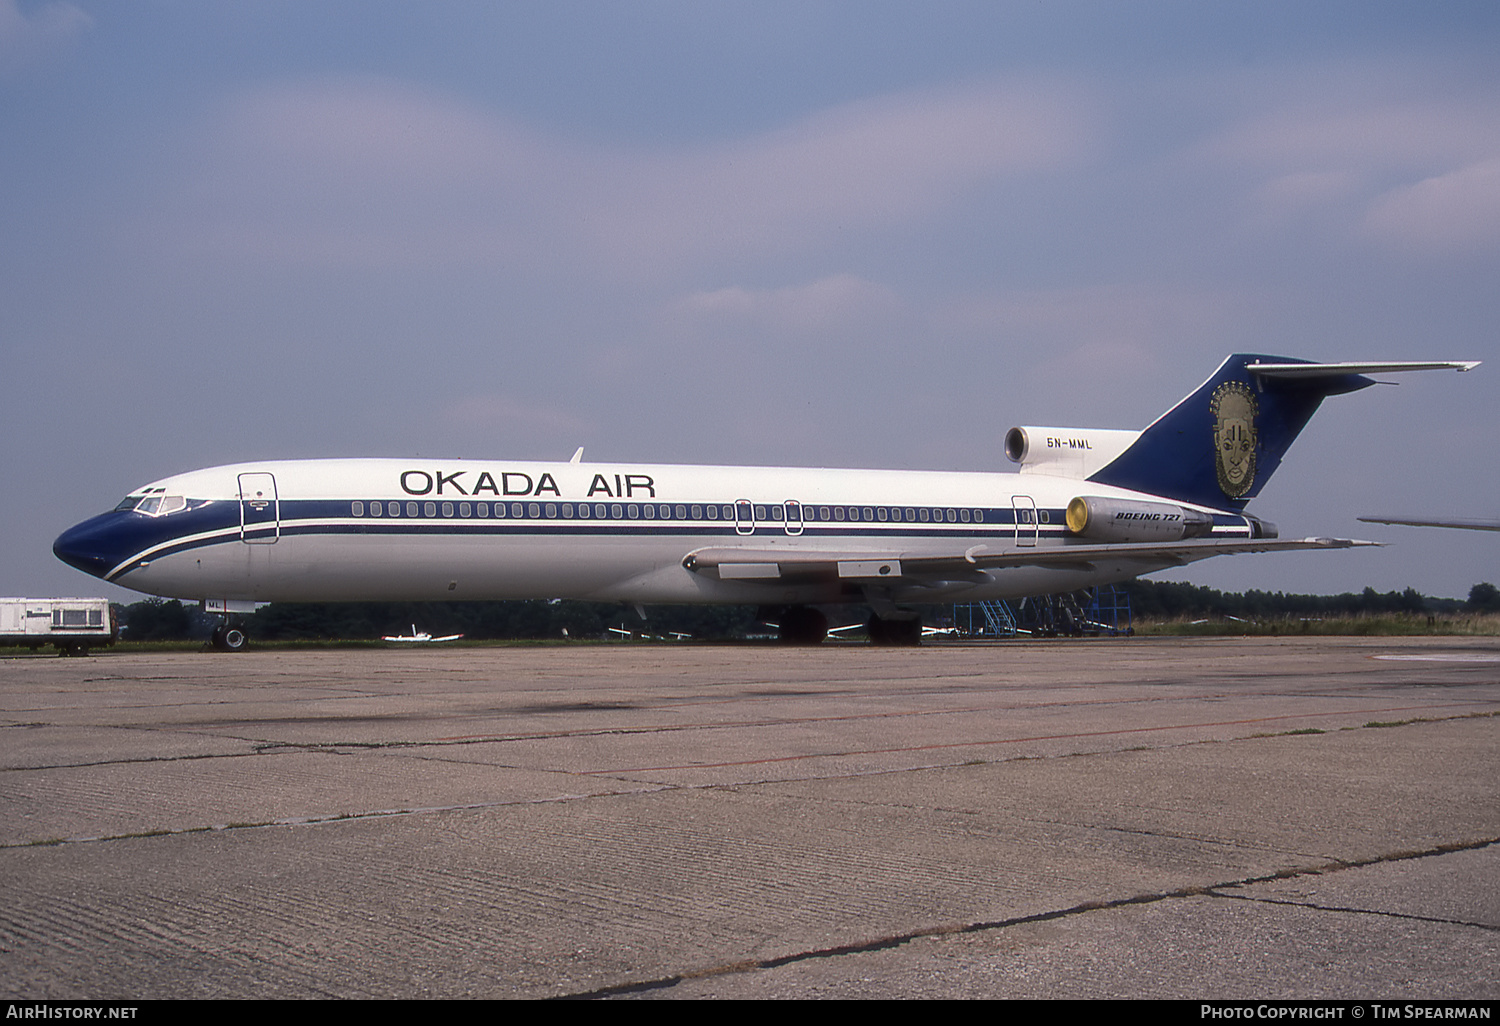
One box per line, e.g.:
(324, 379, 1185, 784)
(1358, 516, 1500, 532)
(683, 537, 1376, 584)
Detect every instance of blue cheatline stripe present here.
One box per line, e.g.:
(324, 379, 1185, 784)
(104, 496, 1254, 580)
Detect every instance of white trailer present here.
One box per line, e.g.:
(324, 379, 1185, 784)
(0, 598, 117, 655)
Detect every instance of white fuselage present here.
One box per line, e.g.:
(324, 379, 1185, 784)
(66, 457, 1256, 606)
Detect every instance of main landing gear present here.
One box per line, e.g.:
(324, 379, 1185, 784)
(777, 606, 829, 645)
(772, 605, 925, 646)
(211, 624, 248, 652)
(866, 615, 923, 647)
(864, 589, 924, 647)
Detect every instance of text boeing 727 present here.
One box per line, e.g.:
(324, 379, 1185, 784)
(54, 354, 1476, 649)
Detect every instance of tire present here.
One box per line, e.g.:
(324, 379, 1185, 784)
(779, 607, 828, 645)
(868, 615, 922, 647)
(212, 625, 248, 652)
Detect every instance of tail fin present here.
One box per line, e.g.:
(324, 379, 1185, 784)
(1087, 354, 1419, 510)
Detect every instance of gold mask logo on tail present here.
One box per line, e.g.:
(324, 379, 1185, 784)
(1211, 382, 1258, 497)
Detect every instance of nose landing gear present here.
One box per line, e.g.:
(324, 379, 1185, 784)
(211, 624, 248, 652)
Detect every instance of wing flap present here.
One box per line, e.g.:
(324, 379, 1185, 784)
(683, 537, 1375, 584)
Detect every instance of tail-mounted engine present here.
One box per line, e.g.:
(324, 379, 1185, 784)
(1004, 426, 1141, 480)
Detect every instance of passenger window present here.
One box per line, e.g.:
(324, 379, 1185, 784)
(460, 503, 471, 517)
(529, 503, 541, 518)
(545, 503, 557, 518)
(562, 504, 573, 518)
(627, 504, 638, 518)
(611, 504, 622, 518)
(676, 504, 688, 519)
(863, 507, 874, 521)
(595, 504, 606, 518)
(442, 502, 453, 517)
(424, 502, 436, 517)
(352, 501, 364, 516)
(406, 502, 418, 517)
(878, 507, 888, 522)
(513, 503, 525, 518)
(369, 501, 381, 517)
(691, 505, 701, 519)
(476, 503, 488, 517)
(644, 504, 655, 519)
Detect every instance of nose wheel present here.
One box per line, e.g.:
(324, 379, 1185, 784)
(211, 624, 248, 652)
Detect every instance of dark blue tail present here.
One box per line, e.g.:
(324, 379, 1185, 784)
(1087, 354, 1373, 511)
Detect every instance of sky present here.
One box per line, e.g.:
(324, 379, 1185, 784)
(4, 0, 1499, 604)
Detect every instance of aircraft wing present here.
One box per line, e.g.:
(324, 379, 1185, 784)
(683, 536, 1376, 584)
(1359, 516, 1500, 532)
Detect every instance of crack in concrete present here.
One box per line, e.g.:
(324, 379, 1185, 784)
(1210, 889, 1499, 932)
(558, 837, 1499, 1000)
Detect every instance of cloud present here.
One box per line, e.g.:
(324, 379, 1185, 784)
(661, 274, 903, 340)
(586, 79, 1093, 268)
(1249, 170, 1361, 219)
(0, 0, 90, 73)
(166, 75, 1093, 280)
(1206, 98, 1500, 171)
(1200, 89, 1500, 249)
(1364, 157, 1500, 251)
(936, 283, 1243, 353)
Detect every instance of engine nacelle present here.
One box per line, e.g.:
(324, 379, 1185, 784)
(1065, 496, 1214, 542)
(1004, 426, 1140, 480)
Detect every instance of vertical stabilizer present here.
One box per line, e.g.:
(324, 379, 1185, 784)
(1086, 354, 1374, 510)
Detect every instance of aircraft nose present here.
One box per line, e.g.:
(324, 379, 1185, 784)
(53, 513, 129, 580)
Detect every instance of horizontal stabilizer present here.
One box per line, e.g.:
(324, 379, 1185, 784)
(1249, 360, 1479, 378)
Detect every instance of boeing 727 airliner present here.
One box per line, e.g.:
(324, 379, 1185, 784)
(54, 354, 1476, 648)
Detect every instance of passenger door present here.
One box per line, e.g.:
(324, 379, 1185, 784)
(1012, 494, 1038, 547)
(238, 473, 280, 544)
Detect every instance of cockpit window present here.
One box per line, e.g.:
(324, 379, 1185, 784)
(119, 494, 188, 517)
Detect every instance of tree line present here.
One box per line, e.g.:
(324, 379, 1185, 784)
(114, 581, 1500, 643)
